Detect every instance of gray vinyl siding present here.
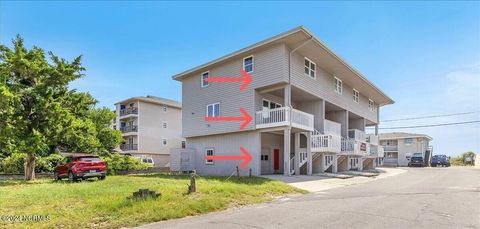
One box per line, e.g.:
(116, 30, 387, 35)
(289, 51, 378, 123)
(186, 130, 260, 176)
(182, 44, 288, 138)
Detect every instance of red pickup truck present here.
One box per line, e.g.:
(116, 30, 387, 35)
(54, 155, 107, 181)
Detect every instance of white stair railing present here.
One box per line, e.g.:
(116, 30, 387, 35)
(289, 157, 295, 175)
(299, 150, 308, 167)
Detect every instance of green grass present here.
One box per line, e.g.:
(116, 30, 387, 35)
(0, 174, 305, 228)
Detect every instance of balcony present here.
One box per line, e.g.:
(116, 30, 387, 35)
(120, 107, 138, 117)
(120, 125, 138, 133)
(366, 134, 379, 145)
(341, 137, 367, 156)
(348, 129, 366, 142)
(120, 144, 138, 151)
(368, 144, 384, 157)
(383, 145, 398, 151)
(324, 119, 341, 136)
(311, 131, 341, 153)
(255, 107, 314, 131)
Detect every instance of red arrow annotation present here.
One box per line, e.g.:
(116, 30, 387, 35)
(204, 68, 252, 91)
(205, 108, 252, 130)
(204, 147, 252, 170)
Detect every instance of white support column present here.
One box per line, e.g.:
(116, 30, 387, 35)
(347, 156, 352, 170)
(375, 124, 379, 136)
(307, 132, 312, 175)
(358, 158, 363, 171)
(332, 155, 338, 173)
(284, 128, 291, 176)
(294, 132, 300, 175)
(320, 154, 325, 173)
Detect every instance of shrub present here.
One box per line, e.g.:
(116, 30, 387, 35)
(0, 153, 66, 174)
(1, 153, 27, 174)
(101, 153, 151, 175)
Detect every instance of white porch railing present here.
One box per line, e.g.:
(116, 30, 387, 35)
(255, 107, 313, 131)
(366, 134, 379, 145)
(348, 129, 366, 142)
(256, 107, 289, 128)
(311, 131, 341, 153)
(291, 109, 314, 131)
(383, 145, 398, 151)
(324, 119, 341, 136)
(341, 137, 367, 156)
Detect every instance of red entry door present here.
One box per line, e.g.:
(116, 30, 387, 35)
(273, 149, 280, 171)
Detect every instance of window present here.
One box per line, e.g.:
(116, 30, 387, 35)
(262, 99, 281, 110)
(334, 77, 342, 94)
(205, 148, 214, 165)
(353, 89, 359, 103)
(162, 138, 167, 146)
(162, 122, 167, 128)
(261, 155, 269, 161)
(368, 99, 374, 111)
(243, 56, 254, 73)
(201, 71, 209, 87)
(162, 106, 168, 113)
(404, 138, 413, 144)
(181, 141, 186, 149)
(206, 103, 220, 118)
(304, 57, 316, 78)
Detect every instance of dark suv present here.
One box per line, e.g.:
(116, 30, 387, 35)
(409, 153, 424, 167)
(431, 155, 450, 167)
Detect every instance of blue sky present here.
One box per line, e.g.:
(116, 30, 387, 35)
(1, 1, 479, 156)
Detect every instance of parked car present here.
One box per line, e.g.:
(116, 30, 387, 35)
(431, 155, 451, 167)
(408, 153, 424, 167)
(54, 154, 107, 181)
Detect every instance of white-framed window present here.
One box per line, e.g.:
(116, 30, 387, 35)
(404, 138, 413, 144)
(368, 99, 374, 111)
(262, 99, 281, 110)
(243, 56, 254, 73)
(353, 89, 359, 103)
(206, 103, 220, 118)
(334, 77, 342, 94)
(201, 71, 209, 87)
(162, 105, 168, 113)
(181, 141, 186, 149)
(162, 122, 167, 128)
(162, 138, 167, 146)
(205, 148, 214, 165)
(304, 57, 316, 78)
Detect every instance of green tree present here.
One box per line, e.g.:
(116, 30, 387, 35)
(0, 35, 122, 180)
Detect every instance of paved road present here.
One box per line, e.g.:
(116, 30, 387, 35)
(140, 167, 480, 229)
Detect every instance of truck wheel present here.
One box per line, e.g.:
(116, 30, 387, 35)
(68, 171, 77, 182)
(54, 172, 61, 181)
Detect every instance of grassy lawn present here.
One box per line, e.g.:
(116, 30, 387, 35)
(0, 174, 305, 229)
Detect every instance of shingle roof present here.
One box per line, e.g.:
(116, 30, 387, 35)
(379, 132, 432, 141)
(115, 95, 181, 109)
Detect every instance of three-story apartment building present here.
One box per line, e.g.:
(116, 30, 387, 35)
(114, 96, 183, 167)
(173, 26, 393, 176)
(379, 132, 433, 167)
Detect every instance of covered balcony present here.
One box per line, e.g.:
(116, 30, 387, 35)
(120, 125, 138, 134)
(341, 137, 367, 156)
(366, 134, 379, 145)
(311, 120, 341, 153)
(255, 107, 314, 131)
(120, 143, 138, 151)
(119, 107, 138, 117)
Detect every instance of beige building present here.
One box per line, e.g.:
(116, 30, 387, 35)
(173, 26, 393, 176)
(113, 96, 183, 167)
(379, 132, 433, 167)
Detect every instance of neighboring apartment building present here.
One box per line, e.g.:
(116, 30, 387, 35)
(379, 132, 433, 167)
(113, 96, 183, 167)
(173, 26, 393, 176)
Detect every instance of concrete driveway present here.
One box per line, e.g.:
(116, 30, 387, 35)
(138, 167, 480, 229)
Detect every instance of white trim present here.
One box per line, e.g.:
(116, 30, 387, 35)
(334, 76, 342, 94)
(243, 55, 254, 73)
(201, 71, 210, 88)
(304, 57, 316, 79)
(206, 102, 221, 118)
(353, 89, 359, 103)
(205, 147, 214, 165)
